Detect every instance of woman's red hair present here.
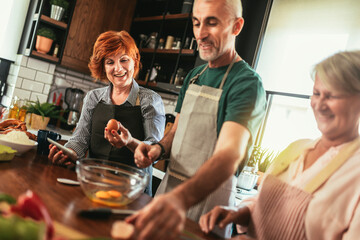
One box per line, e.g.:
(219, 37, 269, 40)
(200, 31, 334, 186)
(88, 31, 141, 82)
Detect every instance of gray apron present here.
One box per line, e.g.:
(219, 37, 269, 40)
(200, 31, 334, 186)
(156, 57, 238, 238)
(90, 95, 153, 196)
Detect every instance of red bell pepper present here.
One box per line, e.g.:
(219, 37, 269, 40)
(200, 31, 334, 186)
(10, 190, 54, 240)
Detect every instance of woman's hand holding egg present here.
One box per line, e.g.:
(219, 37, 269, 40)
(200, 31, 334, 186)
(105, 119, 133, 148)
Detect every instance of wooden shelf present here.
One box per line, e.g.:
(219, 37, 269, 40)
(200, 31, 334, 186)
(31, 50, 59, 63)
(164, 13, 190, 20)
(140, 48, 195, 55)
(40, 15, 67, 29)
(134, 13, 190, 22)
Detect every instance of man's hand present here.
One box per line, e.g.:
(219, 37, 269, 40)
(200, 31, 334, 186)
(125, 192, 186, 240)
(134, 143, 161, 168)
(199, 205, 251, 234)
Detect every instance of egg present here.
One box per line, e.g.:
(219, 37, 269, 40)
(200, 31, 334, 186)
(106, 119, 119, 132)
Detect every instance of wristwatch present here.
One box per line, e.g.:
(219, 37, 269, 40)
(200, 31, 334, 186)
(151, 142, 165, 160)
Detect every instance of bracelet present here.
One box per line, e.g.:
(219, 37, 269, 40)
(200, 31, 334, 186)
(151, 142, 166, 160)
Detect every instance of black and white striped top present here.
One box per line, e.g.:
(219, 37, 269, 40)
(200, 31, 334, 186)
(65, 79, 165, 158)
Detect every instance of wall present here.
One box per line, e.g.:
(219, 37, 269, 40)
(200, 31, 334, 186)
(2, 55, 55, 107)
(3, 55, 178, 115)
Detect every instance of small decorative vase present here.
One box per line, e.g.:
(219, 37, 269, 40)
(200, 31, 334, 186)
(50, 5, 65, 21)
(35, 35, 53, 54)
(30, 113, 50, 130)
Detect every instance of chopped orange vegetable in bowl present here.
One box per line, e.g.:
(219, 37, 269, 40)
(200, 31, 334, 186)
(76, 158, 149, 207)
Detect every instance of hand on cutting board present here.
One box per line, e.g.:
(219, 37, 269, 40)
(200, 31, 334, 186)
(125, 192, 186, 240)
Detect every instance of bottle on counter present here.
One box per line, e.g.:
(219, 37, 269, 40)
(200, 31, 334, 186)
(8, 96, 19, 119)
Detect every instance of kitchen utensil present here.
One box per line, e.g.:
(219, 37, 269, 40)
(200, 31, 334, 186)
(57, 178, 80, 186)
(61, 88, 84, 130)
(78, 208, 137, 218)
(76, 158, 149, 207)
(47, 138, 77, 161)
(37, 130, 61, 155)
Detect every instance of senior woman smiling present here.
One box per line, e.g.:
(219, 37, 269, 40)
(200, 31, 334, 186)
(49, 31, 165, 196)
(199, 50, 360, 239)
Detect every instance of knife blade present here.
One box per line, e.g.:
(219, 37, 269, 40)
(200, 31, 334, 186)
(78, 208, 137, 218)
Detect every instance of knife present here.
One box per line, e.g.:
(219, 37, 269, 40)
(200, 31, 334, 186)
(78, 208, 137, 218)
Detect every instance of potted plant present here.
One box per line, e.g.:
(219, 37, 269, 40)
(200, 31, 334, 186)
(24, 99, 64, 130)
(35, 27, 56, 54)
(247, 146, 279, 185)
(50, 0, 69, 21)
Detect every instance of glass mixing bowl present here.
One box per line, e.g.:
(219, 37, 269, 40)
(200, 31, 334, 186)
(76, 158, 149, 207)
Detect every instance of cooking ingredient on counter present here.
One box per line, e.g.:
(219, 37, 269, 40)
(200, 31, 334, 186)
(95, 190, 122, 199)
(0, 119, 37, 140)
(106, 119, 119, 132)
(111, 221, 135, 240)
(0, 215, 46, 240)
(0, 130, 36, 145)
(11, 190, 54, 240)
(0, 144, 17, 161)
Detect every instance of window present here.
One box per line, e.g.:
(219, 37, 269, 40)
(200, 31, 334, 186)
(255, 0, 360, 153)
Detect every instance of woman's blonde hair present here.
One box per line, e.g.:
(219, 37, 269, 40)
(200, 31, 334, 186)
(313, 50, 360, 94)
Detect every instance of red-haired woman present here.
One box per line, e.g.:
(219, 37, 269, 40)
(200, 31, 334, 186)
(49, 31, 165, 195)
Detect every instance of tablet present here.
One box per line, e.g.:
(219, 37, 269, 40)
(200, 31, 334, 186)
(47, 137, 78, 161)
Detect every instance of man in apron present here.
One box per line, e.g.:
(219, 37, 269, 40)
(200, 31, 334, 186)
(127, 0, 266, 239)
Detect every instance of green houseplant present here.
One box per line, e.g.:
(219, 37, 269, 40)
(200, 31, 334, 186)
(36, 27, 56, 54)
(25, 100, 64, 130)
(50, 0, 69, 10)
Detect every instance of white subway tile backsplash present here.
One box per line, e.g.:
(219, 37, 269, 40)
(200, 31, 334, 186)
(43, 84, 51, 94)
(27, 58, 50, 72)
(15, 77, 23, 88)
(18, 66, 36, 80)
(6, 75, 18, 87)
(84, 75, 95, 81)
(13, 88, 31, 100)
(66, 74, 84, 83)
(48, 64, 56, 75)
(55, 66, 67, 73)
(54, 76, 72, 88)
(9, 65, 20, 75)
(165, 105, 176, 115)
(1, 95, 12, 107)
(67, 69, 85, 79)
(20, 56, 28, 67)
(30, 92, 47, 102)
(35, 71, 53, 84)
(22, 79, 44, 93)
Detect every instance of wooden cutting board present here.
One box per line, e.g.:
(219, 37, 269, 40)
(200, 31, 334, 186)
(54, 221, 89, 239)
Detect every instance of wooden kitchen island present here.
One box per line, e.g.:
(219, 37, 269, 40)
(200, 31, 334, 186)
(0, 149, 222, 239)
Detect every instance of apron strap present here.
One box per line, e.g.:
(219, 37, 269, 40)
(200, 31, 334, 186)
(135, 94, 140, 106)
(304, 137, 360, 193)
(189, 64, 209, 84)
(219, 55, 238, 89)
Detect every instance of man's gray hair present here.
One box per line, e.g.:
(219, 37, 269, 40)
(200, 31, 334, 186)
(193, 0, 243, 18)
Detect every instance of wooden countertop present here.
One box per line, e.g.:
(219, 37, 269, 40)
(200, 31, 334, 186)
(0, 149, 222, 239)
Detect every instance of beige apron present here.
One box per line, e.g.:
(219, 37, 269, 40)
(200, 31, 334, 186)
(156, 57, 238, 238)
(249, 137, 360, 240)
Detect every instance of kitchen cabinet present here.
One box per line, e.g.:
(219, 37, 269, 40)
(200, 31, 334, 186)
(130, 0, 197, 95)
(61, 0, 137, 74)
(19, 0, 77, 64)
